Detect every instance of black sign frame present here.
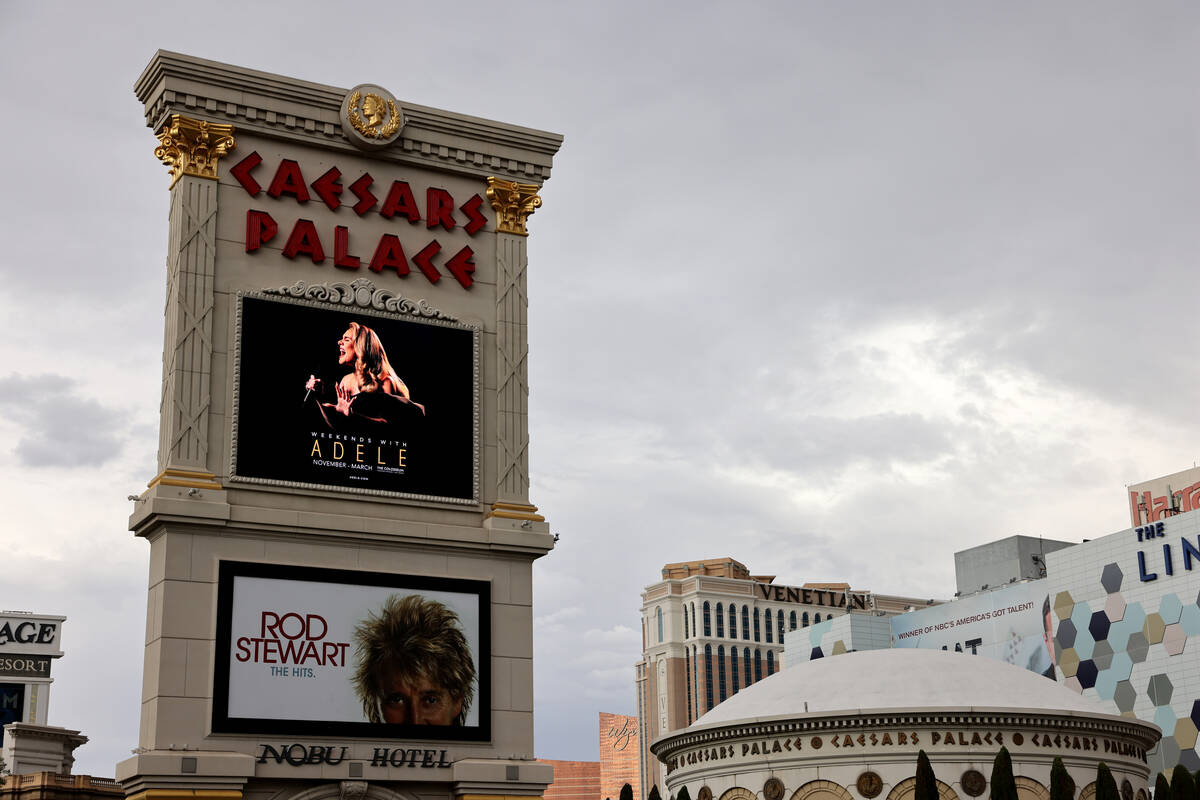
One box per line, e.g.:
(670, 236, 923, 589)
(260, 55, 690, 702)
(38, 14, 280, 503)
(229, 287, 479, 503)
(212, 560, 491, 742)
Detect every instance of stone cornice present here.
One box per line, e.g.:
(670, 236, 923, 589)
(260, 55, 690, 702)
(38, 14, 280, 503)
(651, 708, 1161, 758)
(134, 50, 563, 183)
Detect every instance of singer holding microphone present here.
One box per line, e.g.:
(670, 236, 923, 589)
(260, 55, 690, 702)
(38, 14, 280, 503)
(305, 321, 425, 432)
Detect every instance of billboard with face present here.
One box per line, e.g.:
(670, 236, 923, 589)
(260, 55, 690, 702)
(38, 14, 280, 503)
(890, 579, 1056, 679)
(213, 561, 490, 740)
(232, 293, 477, 502)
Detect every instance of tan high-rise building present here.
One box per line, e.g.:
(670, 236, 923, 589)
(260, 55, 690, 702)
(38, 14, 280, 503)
(634, 559, 931, 797)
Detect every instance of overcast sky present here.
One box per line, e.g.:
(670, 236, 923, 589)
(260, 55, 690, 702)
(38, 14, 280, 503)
(0, 0, 1197, 778)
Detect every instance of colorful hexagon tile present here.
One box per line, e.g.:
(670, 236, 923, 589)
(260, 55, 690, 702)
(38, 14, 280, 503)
(1190, 699, 1200, 728)
(1179, 747, 1200, 772)
(1175, 718, 1199, 750)
(1162, 623, 1187, 656)
(1105, 617, 1132, 652)
(1105, 592, 1126, 623)
(1143, 613, 1166, 645)
(1093, 665, 1119, 701)
(1065, 675, 1082, 693)
(1154, 704, 1177, 734)
(1159, 737, 1181, 768)
(831, 640, 847, 655)
(1108, 681, 1128, 710)
(1147, 673, 1174, 706)
(1055, 591, 1076, 620)
(1108, 651, 1133, 682)
(1057, 618, 1078, 649)
(1076, 659, 1099, 689)
(1092, 639, 1114, 670)
(1059, 647, 1080, 677)
(1127, 631, 1150, 663)
(1159, 593, 1183, 624)
(810, 646, 824, 659)
(1089, 611, 1111, 641)
(1073, 631, 1095, 660)
(1180, 603, 1200, 636)
(1124, 601, 1147, 630)
(1101, 563, 1123, 593)
(1070, 600, 1093, 632)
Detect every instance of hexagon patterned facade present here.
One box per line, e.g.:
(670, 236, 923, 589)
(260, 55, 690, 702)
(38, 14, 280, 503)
(1045, 509, 1200, 774)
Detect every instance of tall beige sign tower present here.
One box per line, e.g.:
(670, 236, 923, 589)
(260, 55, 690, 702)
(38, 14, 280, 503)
(120, 51, 562, 800)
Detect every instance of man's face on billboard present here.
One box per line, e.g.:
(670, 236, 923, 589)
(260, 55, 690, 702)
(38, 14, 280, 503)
(381, 675, 462, 725)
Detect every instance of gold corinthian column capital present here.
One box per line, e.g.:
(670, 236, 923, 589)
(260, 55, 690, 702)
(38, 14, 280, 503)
(486, 177, 542, 236)
(153, 114, 236, 188)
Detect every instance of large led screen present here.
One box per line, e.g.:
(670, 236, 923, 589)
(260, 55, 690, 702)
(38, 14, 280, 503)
(213, 561, 490, 740)
(232, 294, 476, 501)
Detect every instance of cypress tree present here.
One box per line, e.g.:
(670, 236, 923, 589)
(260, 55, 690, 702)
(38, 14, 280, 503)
(1095, 763, 1119, 800)
(916, 750, 939, 800)
(621, 785, 634, 800)
(990, 747, 1018, 800)
(677, 787, 692, 800)
(1171, 765, 1196, 800)
(1050, 757, 1076, 800)
(1155, 773, 1173, 800)
(649, 787, 662, 800)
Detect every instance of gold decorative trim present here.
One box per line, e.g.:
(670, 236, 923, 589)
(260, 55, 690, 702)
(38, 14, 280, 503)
(29, 683, 38, 723)
(127, 790, 242, 800)
(486, 178, 542, 236)
(147, 468, 223, 491)
(154, 114, 236, 188)
(485, 502, 545, 522)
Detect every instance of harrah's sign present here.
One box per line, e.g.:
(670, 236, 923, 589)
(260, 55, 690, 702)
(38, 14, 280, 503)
(231, 152, 485, 289)
(1128, 479, 1200, 525)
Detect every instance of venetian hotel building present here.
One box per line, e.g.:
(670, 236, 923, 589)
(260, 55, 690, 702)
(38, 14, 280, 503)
(635, 559, 934, 797)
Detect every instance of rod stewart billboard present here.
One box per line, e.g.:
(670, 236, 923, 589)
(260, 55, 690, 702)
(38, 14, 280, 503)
(231, 292, 477, 502)
(214, 561, 490, 741)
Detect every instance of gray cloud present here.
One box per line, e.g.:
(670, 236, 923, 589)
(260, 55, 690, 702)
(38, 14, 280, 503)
(0, 374, 130, 467)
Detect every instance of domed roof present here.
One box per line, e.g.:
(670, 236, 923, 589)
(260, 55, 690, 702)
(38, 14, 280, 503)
(693, 649, 1119, 729)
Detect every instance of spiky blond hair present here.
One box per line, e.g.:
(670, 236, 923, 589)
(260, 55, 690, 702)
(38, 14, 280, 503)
(353, 594, 475, 724)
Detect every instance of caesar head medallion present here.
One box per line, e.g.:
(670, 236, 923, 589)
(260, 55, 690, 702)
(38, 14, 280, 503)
(341, 84, 404, 149)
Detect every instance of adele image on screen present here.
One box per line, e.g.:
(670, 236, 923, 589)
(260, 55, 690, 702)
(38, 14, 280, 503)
(234, 295, 475, 500)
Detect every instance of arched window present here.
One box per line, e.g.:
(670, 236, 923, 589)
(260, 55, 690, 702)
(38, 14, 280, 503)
(754, 649, 763, 682)
(743, 648, 752, 685)
(777, 609, 784, 641)
(753, 608, 761, 642)
(715, 604, 724, 638)
(717, 645, 727, 702)
(703, 602, 712, 637)
(814, 613, 821, 624)
(730, 646, 740, 692)
(704, 645, 714, 712)
(693, 645, 700, 715)
(802, 611, 809, 627)
(656, 607, 663, 643)
(691, 603, 697, 637)
(684, 647, 692, 723)
(790, 610, 797, 631)
(727, 604, 736, 638)
(741, 606, 750, 639)
(684, 606, 689, 639)
(767, 650, 775, 675)
(764, 607, 773, 643)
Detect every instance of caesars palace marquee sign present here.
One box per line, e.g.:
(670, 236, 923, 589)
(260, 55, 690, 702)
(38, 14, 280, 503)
(232, 152, 485, 289)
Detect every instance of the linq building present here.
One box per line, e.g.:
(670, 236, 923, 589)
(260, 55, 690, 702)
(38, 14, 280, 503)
(791, 505, 1200, 776)
(1044, 507, 1200, 774)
